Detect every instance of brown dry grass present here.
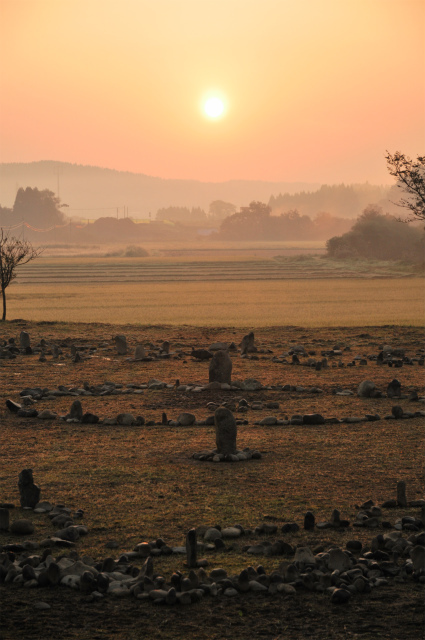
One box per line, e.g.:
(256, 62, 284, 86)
(7, 278, 425, 326)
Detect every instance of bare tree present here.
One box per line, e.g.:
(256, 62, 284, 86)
(386, 151, 425, 223)
(0, 230, 43, 321)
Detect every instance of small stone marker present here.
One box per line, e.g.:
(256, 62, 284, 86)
(186, 528, 197, 568)
(397, 481, 407, 508)
(215, 407, 237, 455)
(330, 509, 341, 527)
(304, 511, 315, 530)
(134, 345, 145, 360)
(114, 335, 127, 355)
(19, 331, 31, 349)
(392, 406, 403, 419)
(209, 350, 232, 384)
(18, 469, 41, 508)
(240, 331, 256, 355)
(69, 400, 83, 421)
(387, 379, 401, 398)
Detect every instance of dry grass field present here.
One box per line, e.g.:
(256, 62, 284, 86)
(0, 320, 424, 640)
(7, 253, 425, 326)
(8, 279, 425, 326)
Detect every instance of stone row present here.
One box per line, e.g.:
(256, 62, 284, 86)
(6, 397, 425, 428)
(1, 527, 423, 607)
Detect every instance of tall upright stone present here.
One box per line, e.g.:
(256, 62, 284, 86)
(209, 350, 232, 384)
(186, 528, 197, 568)
(19, 332, 31, 349)
(18, 469, 41, 508)
(114, 335, 127, 355)
(397, 480, 407, 508)
(215, 407, 237, 455)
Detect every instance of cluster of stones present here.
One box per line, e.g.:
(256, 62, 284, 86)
(6, 386, 424, 428)
(1, 526, 423, 607)
(271, 343, 424, 369)
(0, 470, 87, 545)
(1, 470, 424, 607)
(0, 502, 87, 546)
(3, 331, 423, 371)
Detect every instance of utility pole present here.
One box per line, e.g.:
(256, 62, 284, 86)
(55, 163, 62, 200)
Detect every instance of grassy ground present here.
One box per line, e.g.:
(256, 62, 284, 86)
(0, 320, 424, 639)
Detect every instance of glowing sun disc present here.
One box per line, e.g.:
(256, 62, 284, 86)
(204, 97, 224, 118)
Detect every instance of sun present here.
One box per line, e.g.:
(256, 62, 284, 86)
(204, 96, 225, 119)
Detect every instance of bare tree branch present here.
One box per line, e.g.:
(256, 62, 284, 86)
(386, 151, 425, 223)
(0, 230, 43, 321)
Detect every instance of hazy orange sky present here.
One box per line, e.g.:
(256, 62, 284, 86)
(0, 0, 424, 183)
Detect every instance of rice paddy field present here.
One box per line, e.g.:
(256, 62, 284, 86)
(8, 253, 425, 326)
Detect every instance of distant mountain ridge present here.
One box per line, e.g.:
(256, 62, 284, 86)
(0, 161, 319, 218)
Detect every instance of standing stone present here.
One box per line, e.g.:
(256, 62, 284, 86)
(209, 350, 232, 384)
(134, 345, 145, 360)
(0, 508, 9, 531)
(387, 379, 401, 398)
(186, 528, 197, 568)
(161, 341, 170, 354)
(18, 469, 41, 508)
(19, 331, 31, 349)
(114, 335, 127, 355)
(69, 400, 83, 421)
(214, 407, 237, 455)
(330, 509, 341, 528)
(397, 481, 407, 508)
(304, 511, 315, 530)
(240, 331, 256, 355)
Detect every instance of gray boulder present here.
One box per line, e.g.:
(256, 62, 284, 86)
(10, 519, 34, 535)
(357, 380, 376, 397)
(177, 413, 196, 426)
